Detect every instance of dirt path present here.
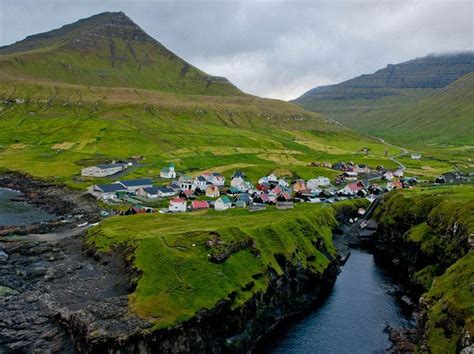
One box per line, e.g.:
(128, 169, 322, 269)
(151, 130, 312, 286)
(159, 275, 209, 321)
(1, 225, 93, 243)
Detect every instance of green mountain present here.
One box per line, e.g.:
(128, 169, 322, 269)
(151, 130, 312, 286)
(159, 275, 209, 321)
(0, 12, 242, 96)
(0, 12, 416, 186)
(293, 53, 474, 155)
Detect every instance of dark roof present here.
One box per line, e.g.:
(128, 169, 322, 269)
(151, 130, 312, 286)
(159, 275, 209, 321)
(232, 170, 245, 178)
(142, 187, 159, 195)
(96, 163, 124, 169)
(196, 176, 207, 182)
(96, 184, 126, 193)
(118, 179, 153, 187)
(235, 194, 252, 203)
(157, 186, 175, 193)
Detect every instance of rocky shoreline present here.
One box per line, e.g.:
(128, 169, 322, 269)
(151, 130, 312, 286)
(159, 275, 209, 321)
(0, 176, 355, 353)
(0, 233, 344, 353)
(0, 173, 100, 236)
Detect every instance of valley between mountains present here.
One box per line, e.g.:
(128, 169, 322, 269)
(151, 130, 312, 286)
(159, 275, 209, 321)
(0, 11, 472, 354)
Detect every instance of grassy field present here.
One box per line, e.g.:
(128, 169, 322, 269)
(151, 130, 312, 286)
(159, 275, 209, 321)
(87, 200, 366, 328)
(0, 76, 413, 188)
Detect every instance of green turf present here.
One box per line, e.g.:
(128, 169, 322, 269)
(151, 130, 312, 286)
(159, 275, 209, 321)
(87, 200, 367, 328)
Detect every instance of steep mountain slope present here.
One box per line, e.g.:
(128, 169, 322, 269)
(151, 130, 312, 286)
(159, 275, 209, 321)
(293, 53, 474, 153)
(0, 12, 242, 96)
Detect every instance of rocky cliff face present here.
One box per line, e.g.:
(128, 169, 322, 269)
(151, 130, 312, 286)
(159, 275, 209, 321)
(372, 189, 473, 353)
(60, 255, 339, 353)
(0, 234, 340, 353)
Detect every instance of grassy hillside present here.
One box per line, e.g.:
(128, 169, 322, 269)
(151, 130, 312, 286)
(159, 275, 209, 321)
(1, 78, 413, 188)
(88, 200, 366, 328)
(0, 12, 243, 96)
(293, 53, 474, 165)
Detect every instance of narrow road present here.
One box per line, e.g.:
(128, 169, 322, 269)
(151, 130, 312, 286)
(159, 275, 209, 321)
(375, 137, 409, 171)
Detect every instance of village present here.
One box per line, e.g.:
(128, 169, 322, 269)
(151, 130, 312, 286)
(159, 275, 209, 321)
(83, 159, 423, 216)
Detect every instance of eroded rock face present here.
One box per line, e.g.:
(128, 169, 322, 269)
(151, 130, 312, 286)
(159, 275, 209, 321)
(0, 236, 148, 353)
(1, 232, 340, 353)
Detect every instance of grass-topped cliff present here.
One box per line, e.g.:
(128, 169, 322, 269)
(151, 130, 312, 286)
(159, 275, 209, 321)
(374, 185, 474, 353)
(87, 201, 366, 329)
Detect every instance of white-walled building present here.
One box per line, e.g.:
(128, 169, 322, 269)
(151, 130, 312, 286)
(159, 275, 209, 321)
(169, 198, 187, 212)
(307, 176, 330, 190)
(88, 184, 127, 200)
(81, 163, 125, 177)
(214, 196, 232, 211)
(160, 163, 176, 179)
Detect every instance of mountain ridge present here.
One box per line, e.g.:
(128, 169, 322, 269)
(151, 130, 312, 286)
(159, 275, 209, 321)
(293, 52, 474, 156)
(295, 52, 474, 101)
(0, 11, 242, 96)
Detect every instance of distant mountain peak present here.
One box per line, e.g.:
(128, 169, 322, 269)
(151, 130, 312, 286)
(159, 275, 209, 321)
(66, 11, 155, 49)
(0, 12, 244, 96)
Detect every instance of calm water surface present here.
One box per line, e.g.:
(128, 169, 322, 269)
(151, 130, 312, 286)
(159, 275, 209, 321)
(268, 248, 410, 354)
(0, 188, 56, 226)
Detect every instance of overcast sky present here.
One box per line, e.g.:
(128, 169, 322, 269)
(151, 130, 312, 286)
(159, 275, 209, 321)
(1, 0, 473, 100)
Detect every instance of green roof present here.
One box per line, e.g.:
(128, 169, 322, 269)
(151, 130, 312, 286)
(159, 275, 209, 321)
(219, 196, 231, 204)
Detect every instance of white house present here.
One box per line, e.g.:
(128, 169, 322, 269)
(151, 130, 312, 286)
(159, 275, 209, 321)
(383, 171, 395, 180)
(394, 169, 404, 178)
(214, 196, 232, 211)
(193, 176, 208, 190)
(231, 176, 245, 188)
(116, 179, 153, 193)
(81, 163, 125, 177)
(278, 179, 289, 188)
(258, 174, 278, 185)
(160, 163, 176, 179)
(209, 173, 225, 186)
(237, 181, 253, 192)
(307, 177, 330, 190)
(88, 184, 127, 200)
(137, 186, 176, 198)
(169, 198, 187, 212)
(411, 153, 421, 160)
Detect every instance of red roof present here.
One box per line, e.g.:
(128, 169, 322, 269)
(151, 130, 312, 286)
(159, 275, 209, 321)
(192, 200, 209, 209)
(347, 183, 362, 191)
(259, 193, 270, 202)
(279, 192, 291, 200)
(272, 186, 282, 194)
(170, 198, 186, 204)
(183, 189, 194, 196)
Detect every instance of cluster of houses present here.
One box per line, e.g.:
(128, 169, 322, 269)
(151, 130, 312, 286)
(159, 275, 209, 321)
(86, 161, 420, 215)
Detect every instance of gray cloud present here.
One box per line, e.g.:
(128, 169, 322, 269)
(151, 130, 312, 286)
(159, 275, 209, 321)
(1, 0, 472, 100)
